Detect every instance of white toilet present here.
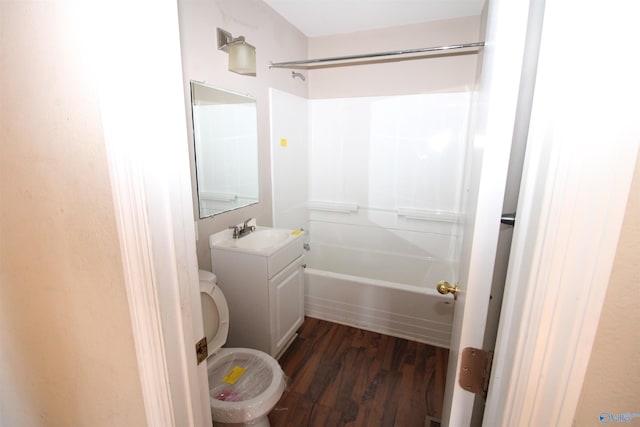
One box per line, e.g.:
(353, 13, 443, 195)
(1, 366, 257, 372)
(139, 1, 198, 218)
(199, 270, 286, 427)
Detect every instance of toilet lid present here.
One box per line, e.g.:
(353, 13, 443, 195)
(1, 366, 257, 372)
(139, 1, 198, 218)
(207, 348, 286, 424)
(200, 280, 229, 358)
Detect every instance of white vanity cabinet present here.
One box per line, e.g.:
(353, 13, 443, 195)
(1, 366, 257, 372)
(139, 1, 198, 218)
(268, 256, 305, 357)
(210, 228, 305, 359)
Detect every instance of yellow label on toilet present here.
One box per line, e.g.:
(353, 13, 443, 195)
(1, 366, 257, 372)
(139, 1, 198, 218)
(291, 229, 302, 236)
(222, 366, 247, 385)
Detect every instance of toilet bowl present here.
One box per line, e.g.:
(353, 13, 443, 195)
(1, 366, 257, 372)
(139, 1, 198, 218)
(199, 270, 285, 427)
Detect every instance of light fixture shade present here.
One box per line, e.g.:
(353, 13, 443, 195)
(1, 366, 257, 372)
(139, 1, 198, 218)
(228, 41, 256, 76)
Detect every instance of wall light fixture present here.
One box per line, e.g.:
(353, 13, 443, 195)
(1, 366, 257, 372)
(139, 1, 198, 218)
(217, 28, 256, 76)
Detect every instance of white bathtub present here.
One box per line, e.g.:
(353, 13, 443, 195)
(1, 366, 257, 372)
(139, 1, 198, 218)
(304, 243, 455, 348)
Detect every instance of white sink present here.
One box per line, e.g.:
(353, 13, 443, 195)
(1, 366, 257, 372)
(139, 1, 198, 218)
(209, 226, 303, 256)
(235, 229, 290, 250)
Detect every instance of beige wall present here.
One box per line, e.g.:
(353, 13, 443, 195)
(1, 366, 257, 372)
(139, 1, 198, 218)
(0, 3, 146, 426)
(308, 16, 482, 98)
(574, 152, 640, 425)
(179, 0, 308, 270)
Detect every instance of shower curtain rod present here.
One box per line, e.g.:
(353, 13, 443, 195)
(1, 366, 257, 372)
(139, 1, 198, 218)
(269, 41, 484, 69)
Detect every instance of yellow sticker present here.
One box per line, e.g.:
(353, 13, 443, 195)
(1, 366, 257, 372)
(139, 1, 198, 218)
(222, 366, 247, 385)
(291, 229, 302, 235)
(280, 138, 288, 147)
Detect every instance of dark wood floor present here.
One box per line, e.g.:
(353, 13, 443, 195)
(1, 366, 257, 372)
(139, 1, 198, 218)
(269, 317, 448, 427)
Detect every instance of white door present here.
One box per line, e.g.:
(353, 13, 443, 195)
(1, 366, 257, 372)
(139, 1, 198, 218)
(442, 0, 640, 425)
(441, 0, 538, 425)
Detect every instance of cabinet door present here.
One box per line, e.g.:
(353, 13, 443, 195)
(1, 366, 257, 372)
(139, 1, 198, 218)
(270, 256, 304, 357)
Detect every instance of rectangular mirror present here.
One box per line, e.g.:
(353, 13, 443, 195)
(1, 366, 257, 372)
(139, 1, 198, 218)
(190, 81, 259, 218)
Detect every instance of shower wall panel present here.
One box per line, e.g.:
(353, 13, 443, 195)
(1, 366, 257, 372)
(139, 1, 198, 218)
(309, 93, 470, 211)
(270, 91, 472, 262)
(270, 89, 310, 231)
(308, 92, 472, 262)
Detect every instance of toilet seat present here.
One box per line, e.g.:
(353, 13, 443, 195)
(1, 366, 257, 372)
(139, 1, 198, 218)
(207, 348, 286, 424)
(199, 270, 229, 358)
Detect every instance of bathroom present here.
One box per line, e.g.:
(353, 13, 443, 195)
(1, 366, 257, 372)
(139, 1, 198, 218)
(185, 0, 482, 342)
(182, 0, 486, 424)
(2, 0, 638, 426)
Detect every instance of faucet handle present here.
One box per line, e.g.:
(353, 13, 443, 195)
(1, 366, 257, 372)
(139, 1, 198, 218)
(243, 218, 256, 232)
(228, 225, 240, 239)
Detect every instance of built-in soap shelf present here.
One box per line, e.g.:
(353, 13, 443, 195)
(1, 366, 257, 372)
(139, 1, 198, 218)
(307, 201, 459, 223)
(307, 200, 359, 213)
(396, 207, 460, 223)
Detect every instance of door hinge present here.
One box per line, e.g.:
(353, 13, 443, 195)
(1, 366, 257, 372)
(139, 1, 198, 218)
(459, 347, 493, 398)
(501, 212, 516, 226)
(195, 337, 208, 365)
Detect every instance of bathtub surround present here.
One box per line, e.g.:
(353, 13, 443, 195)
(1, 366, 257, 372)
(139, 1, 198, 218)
(272, 91, 471, 249)
(271, 90, 473, 346)
(267, 21, 482, 345)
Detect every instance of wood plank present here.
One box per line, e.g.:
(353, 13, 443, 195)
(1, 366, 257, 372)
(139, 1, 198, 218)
(270, 317, 448, 427)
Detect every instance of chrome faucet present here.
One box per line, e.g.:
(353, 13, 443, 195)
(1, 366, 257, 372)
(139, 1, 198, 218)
(229, 218, 256, 239)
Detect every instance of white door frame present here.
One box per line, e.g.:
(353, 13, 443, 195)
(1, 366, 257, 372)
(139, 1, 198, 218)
(91, 1, 211, 426)
(483, 132, 638, 426)
(98, 1, 639, 427)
